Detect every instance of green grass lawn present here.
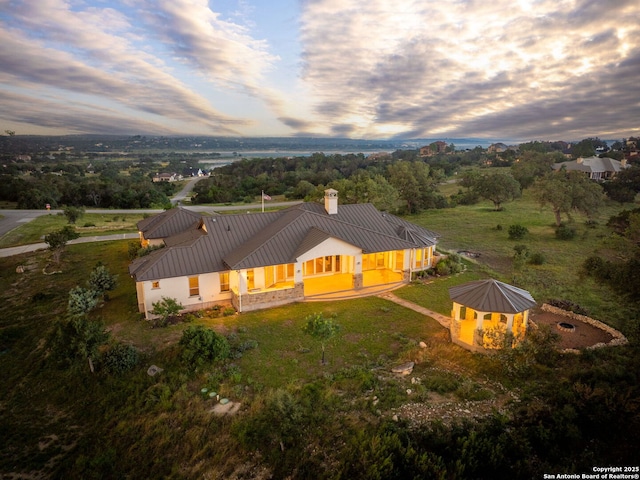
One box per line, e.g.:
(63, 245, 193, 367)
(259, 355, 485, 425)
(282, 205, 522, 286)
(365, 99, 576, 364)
(0, 212, 145, 248)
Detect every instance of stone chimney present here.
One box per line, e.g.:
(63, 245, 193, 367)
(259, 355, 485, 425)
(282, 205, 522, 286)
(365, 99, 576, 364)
(576, 157, 583, 164)
(324, 188, 338, 215)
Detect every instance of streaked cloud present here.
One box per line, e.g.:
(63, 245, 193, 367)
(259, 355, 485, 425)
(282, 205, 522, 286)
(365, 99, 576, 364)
(0, 0, 637, 140)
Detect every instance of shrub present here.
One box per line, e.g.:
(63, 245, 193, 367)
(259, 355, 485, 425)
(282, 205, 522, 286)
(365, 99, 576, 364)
(103, 343, 139, 374)
(528, 252, 546, 265)
(83, 222, 96, 227)
(223, 307, 236, 316)
(508, 224, 529, 240)
(149, 297, 183, 327)
(555, 224, 577, 240)
(179, 325, 230, 369)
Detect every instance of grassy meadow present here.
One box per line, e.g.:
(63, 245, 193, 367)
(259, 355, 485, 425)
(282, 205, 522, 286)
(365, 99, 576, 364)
(0, 212, 146, 248)
(0, 185, 639, 478)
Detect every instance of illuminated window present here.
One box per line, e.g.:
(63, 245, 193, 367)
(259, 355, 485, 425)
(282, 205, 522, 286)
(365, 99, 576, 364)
(188, 276, 199, 296)
(152, 281, 160, 289)
(395, 251, 404, 270)
(220, 272, 229, 292)
(247, 269, 255, 290)
(414, 248, 423, 268)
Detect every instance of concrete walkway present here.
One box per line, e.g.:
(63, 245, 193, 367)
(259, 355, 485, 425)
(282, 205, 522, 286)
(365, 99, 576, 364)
(377, 292, 451, 329)
(0, 233, 139, 258)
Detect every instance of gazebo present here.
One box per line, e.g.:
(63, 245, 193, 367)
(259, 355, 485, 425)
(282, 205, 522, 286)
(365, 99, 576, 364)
(448, 279, 537, 353)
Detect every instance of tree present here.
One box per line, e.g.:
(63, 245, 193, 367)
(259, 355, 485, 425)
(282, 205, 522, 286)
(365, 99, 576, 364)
(531, 171, 605, 226)
(87, 264, 118, 299)
(603, 165, 640, 203)
(63, 205, 85, 224)
(303, 312, 340, 365)
(68, 286, 100, 316)
(51, 315, 109, 372)
(510, 152, 556, 189)
(387, 161, 442, 213)
(570, 138, 597, 159)
(472, 172, 521, 210)
(149, 297, 183, 326)
(44, 225, 80, 263)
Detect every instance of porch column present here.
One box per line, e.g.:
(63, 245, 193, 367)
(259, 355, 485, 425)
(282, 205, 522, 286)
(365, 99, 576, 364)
(451, 302, 461, 321)
(506, 314, 514, 334)
(475, 311, 486, 330)
(294, 261, 303, 284)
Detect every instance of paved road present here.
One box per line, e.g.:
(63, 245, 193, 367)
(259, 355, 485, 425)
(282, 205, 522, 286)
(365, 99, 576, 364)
(0, 200, 302, 258)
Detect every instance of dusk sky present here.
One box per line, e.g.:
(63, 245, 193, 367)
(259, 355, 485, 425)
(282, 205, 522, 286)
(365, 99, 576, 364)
(1, 0, 638, 141)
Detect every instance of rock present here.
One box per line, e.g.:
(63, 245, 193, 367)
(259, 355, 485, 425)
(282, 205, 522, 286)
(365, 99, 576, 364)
(147, 365, 163, 376)
(419, 341, 427, 349)
(392, 414, 399, 422)
(16, 265, 25, 273)
(406, 389, 412, 395)
(391, 361, 414, 375)
(211, 401, 241, 416)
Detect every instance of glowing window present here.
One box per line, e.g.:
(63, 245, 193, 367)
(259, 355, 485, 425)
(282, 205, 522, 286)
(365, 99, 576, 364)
(220, 272, 229, 292)
(152, 281, 160, 289)
(188, 276, 199, 296)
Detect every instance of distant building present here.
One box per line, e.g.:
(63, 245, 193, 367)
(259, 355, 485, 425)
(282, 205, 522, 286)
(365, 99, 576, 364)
(419, 141, 448, 157)
(552, 156, 630, 181)
(153, 172, 183, 182)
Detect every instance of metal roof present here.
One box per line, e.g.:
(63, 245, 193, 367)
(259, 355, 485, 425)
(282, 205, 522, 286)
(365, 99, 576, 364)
(552, 156, 628, 174)
(136, 207, 202, 239)
(129, 202, 440, 281)
(448, 279, 536, 314)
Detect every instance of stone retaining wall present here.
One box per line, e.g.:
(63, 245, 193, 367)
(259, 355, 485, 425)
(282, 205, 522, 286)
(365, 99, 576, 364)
(540, 303, 628, 351)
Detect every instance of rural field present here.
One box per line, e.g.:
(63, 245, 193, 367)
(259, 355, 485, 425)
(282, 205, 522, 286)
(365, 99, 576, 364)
(0, 190, 638, 478)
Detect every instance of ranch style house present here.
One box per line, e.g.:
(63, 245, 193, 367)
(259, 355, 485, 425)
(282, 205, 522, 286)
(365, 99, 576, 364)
(129, 189, 440, 317)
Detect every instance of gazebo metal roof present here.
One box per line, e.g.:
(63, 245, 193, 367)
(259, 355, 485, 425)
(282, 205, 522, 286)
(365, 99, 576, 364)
(448, 279, 536, 314)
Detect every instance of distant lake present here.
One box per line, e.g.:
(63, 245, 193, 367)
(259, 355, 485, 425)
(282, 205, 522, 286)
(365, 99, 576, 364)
(198, 141, 494, 163)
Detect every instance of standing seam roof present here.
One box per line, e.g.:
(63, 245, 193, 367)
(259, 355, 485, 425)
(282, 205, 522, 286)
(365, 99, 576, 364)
(448, 279, 536, 314)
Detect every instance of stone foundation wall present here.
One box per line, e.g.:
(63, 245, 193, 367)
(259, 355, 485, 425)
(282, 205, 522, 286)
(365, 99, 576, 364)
(541, 303, 628, 349)
(232, 284, 305, 313)
(353, 273, 363, 290)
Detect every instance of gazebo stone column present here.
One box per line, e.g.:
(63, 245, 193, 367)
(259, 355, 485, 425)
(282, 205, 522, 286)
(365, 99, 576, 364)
(506, 314, 514, 333)
(474, 310, 486, 346)
(450, 302, 462, 340)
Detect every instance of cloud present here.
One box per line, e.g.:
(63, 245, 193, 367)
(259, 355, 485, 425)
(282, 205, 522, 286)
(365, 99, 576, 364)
(298, 0, 640, 139)
(0, 0, 637, 139)
(0, 0, 277, 134)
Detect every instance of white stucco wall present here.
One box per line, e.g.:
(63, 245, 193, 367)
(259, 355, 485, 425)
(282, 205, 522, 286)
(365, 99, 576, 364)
(139, 271, 232, 318)
(297, 237, 362, 263)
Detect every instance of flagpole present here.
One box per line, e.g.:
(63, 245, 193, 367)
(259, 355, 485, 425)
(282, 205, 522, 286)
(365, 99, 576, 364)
(261, 190, 264, 213)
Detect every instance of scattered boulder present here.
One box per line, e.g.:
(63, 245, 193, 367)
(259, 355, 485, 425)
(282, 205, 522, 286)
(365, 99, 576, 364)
(16, 265, 25, 273)
(419, 341, 427, 349)
(147, 365, 163, 376)
(211, 401, 241, 416)
(392, 361, 414, 375)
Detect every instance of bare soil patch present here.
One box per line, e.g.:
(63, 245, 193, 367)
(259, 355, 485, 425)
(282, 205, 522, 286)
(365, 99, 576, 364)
(530, 311, 613, 350)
